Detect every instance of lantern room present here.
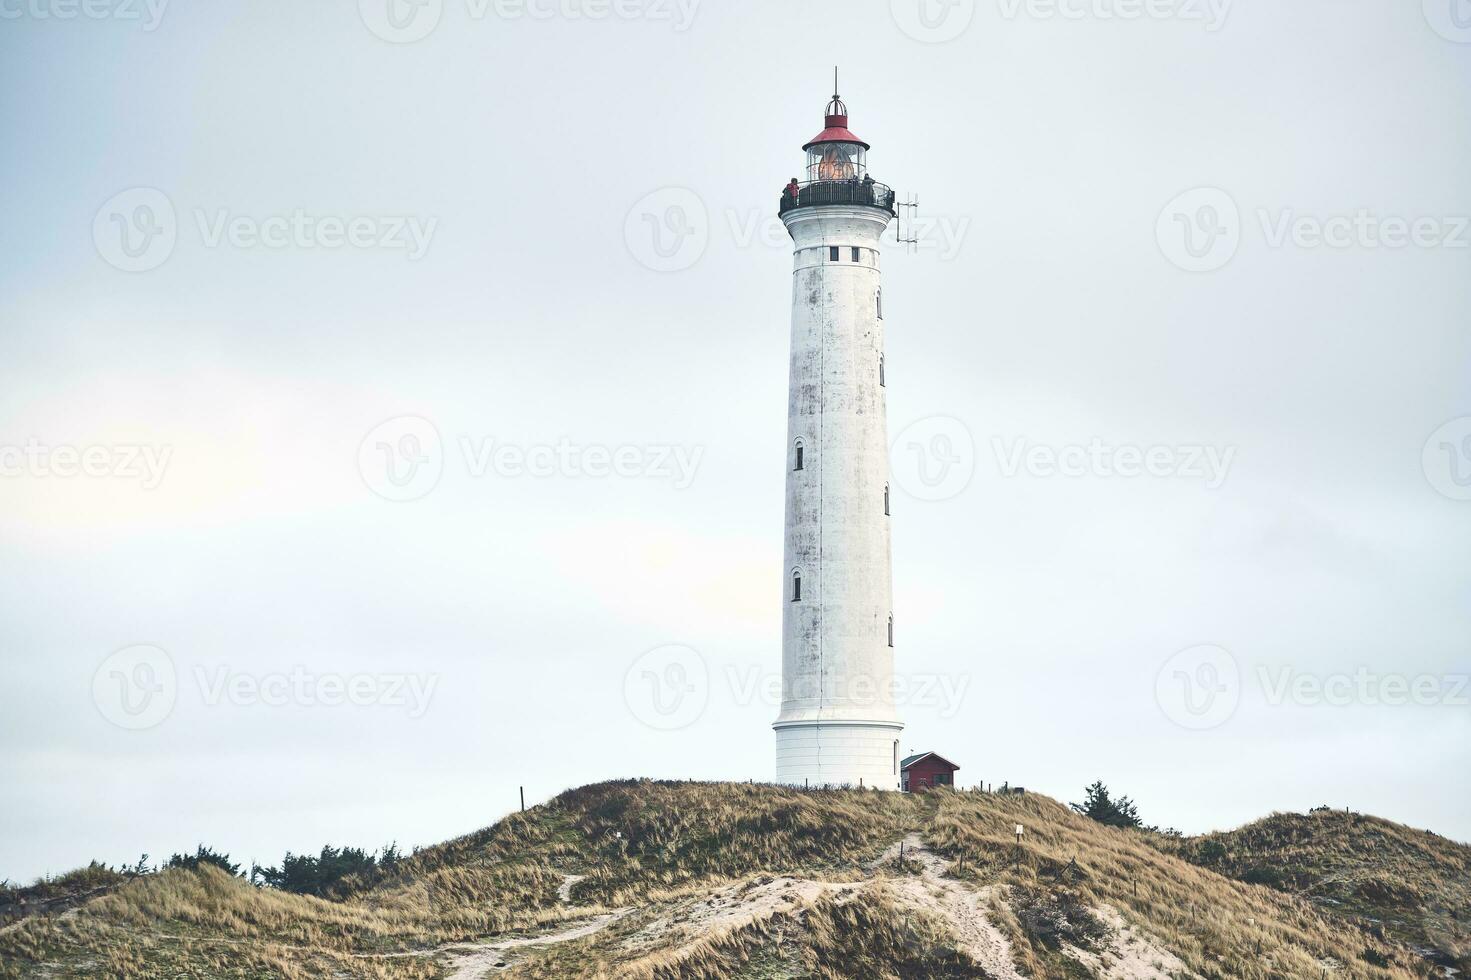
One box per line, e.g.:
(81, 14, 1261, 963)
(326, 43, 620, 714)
(780, 78, 894, 218)
(803, 93, 870, 183)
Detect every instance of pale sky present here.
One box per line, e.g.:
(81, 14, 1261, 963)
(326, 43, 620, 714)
(1, 0, 1468, 882)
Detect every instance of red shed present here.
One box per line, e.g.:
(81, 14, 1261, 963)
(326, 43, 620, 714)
(900, 752, 960, 792)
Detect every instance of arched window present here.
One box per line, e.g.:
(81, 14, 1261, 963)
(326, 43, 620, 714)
(884, 483, 890, 516)
(876, 288, 883, 319)
(879, 353, 885, 387)
(794, 440, 804, 471)
(792, 570, 803, 602)
(887, 613, 894, 647)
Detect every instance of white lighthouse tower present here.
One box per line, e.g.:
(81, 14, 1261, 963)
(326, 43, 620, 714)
(773, 82, 903, 790)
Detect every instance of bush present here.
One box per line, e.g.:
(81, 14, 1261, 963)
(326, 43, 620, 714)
(1011, 886, 1110, 950)
(1241, 866, 1285, 888)
(1070, 781, 1142, 829)
(252, 843, 400, 898)
(165, 846, 241, 877)
(1196, 839, 1227, 864)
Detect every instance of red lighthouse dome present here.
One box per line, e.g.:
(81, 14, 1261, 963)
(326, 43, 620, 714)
(802, 87, 870, 184)
(802, 93, 871, 152)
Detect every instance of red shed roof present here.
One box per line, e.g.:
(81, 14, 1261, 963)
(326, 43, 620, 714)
(900, 751, 960, 772)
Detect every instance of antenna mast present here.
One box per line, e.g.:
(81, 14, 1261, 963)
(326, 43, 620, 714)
(895, 194, 920, 252)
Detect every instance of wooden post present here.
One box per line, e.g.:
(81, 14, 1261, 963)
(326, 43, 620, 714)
(520, 786, 525, 812)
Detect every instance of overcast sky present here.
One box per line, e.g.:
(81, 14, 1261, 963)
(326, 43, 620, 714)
(1, 0, 1468, 882)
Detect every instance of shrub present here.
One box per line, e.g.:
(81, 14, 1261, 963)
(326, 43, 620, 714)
(1241, 866, 1285, 888)
(1010, 886, 1109, 950)
(1070, 781, 1142, 829)
(1362, 946, 1391, 968)
(165, 846, 241, 877)
(251, 843, 400, 898)
(1196, 839, 1228, 864)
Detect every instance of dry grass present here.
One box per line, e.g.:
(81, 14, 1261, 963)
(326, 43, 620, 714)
(1150, 808, 1471, 971)
(1, 780, 1456, 979)
(927, 790, 1431, 979)
(0, 862, 130, 928)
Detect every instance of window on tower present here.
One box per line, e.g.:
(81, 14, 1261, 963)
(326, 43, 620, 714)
(879, 353, 885, 387)
(877, 288, 883, 319)
(794, 442, 804, 471)
(829, 246, 840, 262)
(888, 613, 894, 647)
(884, 483, 890, 516)
(792, 570, 803, 602)
(851, 247, 861, 262)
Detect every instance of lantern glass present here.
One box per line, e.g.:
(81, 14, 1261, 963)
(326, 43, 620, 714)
(806, 142, 866, 182)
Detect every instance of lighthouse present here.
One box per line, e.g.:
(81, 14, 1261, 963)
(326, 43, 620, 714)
(773, 82, 903, 790)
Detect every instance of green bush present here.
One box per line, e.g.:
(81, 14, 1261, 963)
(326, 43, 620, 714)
(165, 846, 241, 877)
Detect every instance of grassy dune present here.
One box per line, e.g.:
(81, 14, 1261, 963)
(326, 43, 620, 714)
(1149, 809, 1471, 972)
(0, 780, 1459, 979)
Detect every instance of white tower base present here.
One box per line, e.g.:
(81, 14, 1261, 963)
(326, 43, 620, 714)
(774, 720, 904, 790)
